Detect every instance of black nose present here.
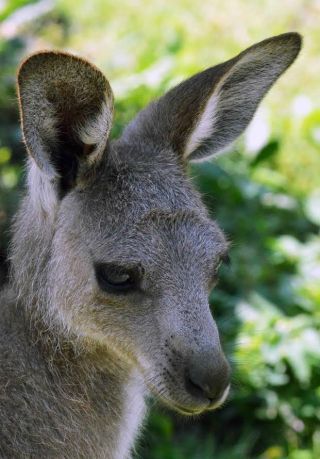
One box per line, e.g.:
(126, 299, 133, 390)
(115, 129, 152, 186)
(186, 353, 231, 403)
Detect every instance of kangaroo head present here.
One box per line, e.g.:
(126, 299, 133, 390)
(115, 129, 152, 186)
(15, 33, 301, 415)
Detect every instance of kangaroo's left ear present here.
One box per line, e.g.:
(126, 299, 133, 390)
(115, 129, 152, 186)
(123, 32, 302, 161)
(17, 51, 114, 194)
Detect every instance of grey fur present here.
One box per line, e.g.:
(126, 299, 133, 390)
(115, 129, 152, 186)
(0, 33, 301, 458)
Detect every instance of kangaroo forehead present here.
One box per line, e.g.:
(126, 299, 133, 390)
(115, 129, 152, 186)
(134, 208, 228, 252)
(90, 208, 228, 266)
(138, 208, 218, 232)
(94, 151, 204, 212)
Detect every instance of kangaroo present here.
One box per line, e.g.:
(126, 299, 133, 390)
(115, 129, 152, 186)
(0, 33, 301, 458)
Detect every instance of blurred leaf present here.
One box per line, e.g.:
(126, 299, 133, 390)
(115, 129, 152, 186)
(0, 147, 11, 164)
(0, 0, 36, 21)
(302, 109, 320, 147)
(304, 190, 320, 226)
(250, 140, 280, 168)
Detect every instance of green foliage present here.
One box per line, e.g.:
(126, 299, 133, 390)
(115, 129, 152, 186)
(0, 1, 319, 457)
(0, 0, 36, 21)
(184, 144, 320, 459)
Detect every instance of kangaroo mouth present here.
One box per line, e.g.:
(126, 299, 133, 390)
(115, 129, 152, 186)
(159, 383, 230, 416)
(144, 379, 208, 415)
(207, 384, 230, 410)
(169, 402, 205, 416)
(139, 363, 230, 416)
(171, 386, 230, 415)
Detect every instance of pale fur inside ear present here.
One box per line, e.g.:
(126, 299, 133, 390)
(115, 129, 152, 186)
(183, 36, 301, 161)
(27, 159, 58, 219)
(184, 93, 219, 159)
(76, 100, 113, 164)
(25, 101, 112, 218)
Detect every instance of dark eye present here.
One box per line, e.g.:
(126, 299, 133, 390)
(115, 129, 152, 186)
(94, 263, 140, 294)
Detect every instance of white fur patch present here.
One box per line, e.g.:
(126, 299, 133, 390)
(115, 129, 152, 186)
(27, 159, 58, 219)
(184, 93, 218, 159)
(114, 371, 147, 459)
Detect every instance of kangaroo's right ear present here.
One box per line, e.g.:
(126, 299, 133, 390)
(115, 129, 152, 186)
(17, 51, 113, 196)
(122, 32, 301, 162)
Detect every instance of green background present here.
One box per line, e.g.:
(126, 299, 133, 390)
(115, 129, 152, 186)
(0, 1, 319, 458)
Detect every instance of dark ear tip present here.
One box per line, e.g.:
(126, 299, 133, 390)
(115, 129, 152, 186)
(281, 31, 302, 47)
(17, 50, 109, 88)
(17, 49, 113, 112)
(17, 50, 75, 79)
(273, 31, 303, 54)
(247, 32, 302, 67)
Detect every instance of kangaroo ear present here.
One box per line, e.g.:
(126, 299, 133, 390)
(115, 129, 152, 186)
(123, 33, 301, 161)
(18, 51, 113, 194)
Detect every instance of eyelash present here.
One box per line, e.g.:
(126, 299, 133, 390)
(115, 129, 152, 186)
(210, 254, 230, 284)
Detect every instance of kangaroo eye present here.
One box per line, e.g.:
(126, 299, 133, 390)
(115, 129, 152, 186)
(94, 263, 139, 294)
